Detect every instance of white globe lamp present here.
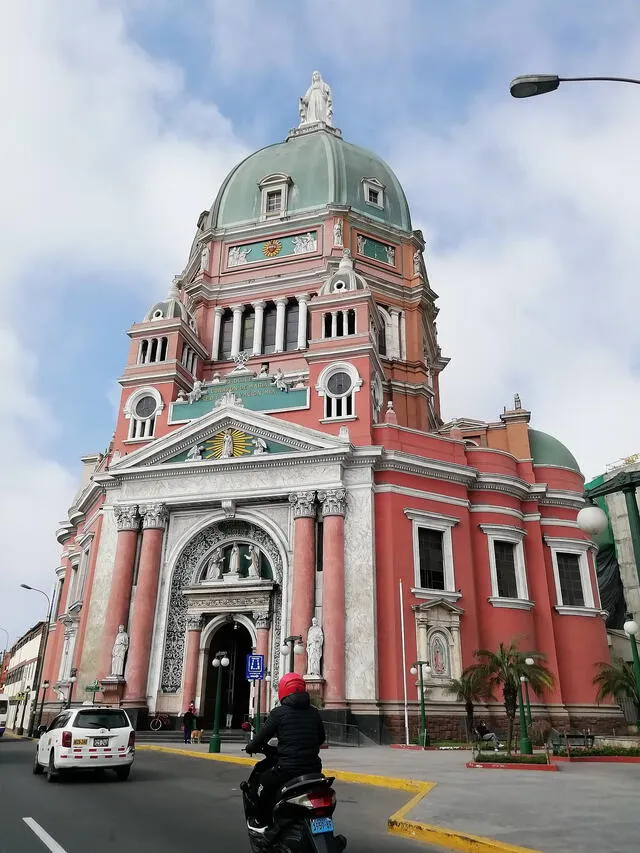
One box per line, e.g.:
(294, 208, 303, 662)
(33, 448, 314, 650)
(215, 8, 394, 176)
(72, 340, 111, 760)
(577, 505, 608, 537)
(623, 619, 639, 637)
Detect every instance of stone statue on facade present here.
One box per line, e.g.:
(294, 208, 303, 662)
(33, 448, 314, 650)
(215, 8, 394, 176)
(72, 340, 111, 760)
(292, 232, 317, 254)
(251, 436, 267, 455)
(272, 369, 289, 393)
(221, 429, 234, 458)
(205, 548, 223, 581)
(413, 250, 422, 276)
(228, 543, 241, 575)
(111, 625, 129, 677)
(187, 379, 204, 404)
(298, 71, 333, 127)
(200, 244, 210, 272)
(245, 544, 261, 579)
(186, 444, 204, 461)
(228, 246, 251, 267)
(306, 617, 324, 677)
(333, 219, 343, 247)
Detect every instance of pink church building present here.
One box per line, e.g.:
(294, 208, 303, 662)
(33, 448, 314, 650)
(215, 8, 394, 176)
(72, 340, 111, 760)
(43, 74, 617, 741)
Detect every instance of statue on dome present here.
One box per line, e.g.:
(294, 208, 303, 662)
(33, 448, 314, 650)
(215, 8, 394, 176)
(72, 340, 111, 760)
(298, 71, 333, 127)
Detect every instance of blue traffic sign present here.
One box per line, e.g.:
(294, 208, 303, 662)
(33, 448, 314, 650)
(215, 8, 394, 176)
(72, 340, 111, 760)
(245, 653, 265, 680)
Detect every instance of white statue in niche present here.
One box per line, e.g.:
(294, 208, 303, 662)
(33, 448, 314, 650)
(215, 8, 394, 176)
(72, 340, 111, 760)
(111, 626, 129, 677)
(333, 220, 343, 247)
(205, 548, 223, 581)
(228, 246, 251, 267)
(413, 250, 422, 275)
(245, 544, 261, 579)
(298, 71, 333, 127)
(272, 369, 289, 393)
(306, 618, 324, 677)
(200, 244, 210, 272)
(385, 245, 395, 266)
(292, 232, 317, 254)
(221, 429, 234, 458)
(251, 436, 267, 455)
(228, 543, 241, 575)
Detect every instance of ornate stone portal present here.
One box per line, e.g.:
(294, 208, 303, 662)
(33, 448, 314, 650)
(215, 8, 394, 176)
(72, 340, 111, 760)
(161, 520, 283, 693)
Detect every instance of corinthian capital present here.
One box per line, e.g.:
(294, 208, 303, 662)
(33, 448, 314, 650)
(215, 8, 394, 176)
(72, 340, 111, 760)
(253, 611, 271, 631)
(114, 504, 140, 532)
(289, 491, 317, 518)
(186, 614, 203, 632)
(140, 503, 168, 530)
(318, 488, 347, 518)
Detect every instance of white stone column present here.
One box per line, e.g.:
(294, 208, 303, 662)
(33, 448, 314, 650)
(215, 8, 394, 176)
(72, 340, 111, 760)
(296, 294, 309, 349)
(331, 311, 338, 338)
(390, 309, 401, 359)
(230, 304, 244, 357)
(212, 307, 223, 361)
(400, 310, 406, 360)
(274, 297, 287, 353)
(252, 301, 265, 355)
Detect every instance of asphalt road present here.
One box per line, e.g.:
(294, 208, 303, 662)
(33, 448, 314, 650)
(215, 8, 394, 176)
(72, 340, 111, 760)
(0, 739, 431, 853)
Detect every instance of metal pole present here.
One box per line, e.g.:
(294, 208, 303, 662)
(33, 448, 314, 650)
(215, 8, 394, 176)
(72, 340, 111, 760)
(523, 679, 533, 726)
(209, 654, 226, 754)
(623, 486, 640, 587)
(256, 679, 262, 733)
(628, 633, 640, 732)
(289, 643, 295, 674)
(18, 690, 30, 735)
(37, 682, 49, 732)
(518, 682, 533, 754)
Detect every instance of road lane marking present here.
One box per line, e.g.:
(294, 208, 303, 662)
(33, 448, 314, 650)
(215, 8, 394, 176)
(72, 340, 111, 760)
(23, 818, 68, 853)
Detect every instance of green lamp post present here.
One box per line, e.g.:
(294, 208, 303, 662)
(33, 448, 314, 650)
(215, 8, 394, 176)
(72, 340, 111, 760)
(209, 651, 230, 754)
(522, 657, 535, 726)
(281, 636, 304, 673)
(410, 661, 432, 748)
(623, 618, 640, 731)
(517, 677, 533, 755)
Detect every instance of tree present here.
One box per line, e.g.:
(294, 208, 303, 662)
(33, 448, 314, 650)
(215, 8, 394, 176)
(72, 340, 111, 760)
(448, 665, 493, 741)
(475, 642, 554, 754)
(593, 658, 640, 710)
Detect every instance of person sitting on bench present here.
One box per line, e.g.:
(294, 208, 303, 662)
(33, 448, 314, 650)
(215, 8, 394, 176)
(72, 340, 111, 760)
(475, 721, 499, 750)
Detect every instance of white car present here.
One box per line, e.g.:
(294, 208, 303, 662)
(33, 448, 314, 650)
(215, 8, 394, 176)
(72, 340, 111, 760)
(34, 705, 135, 782)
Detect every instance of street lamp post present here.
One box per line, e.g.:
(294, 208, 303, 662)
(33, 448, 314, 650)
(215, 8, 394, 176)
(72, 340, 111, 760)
(255, 670, 271, 733)
(623, 617, 640, 731)
(510, 74, 640, 99)
(66, 672, 77, 709)
(37, 680, 50, 731)
(522, 657, 535, 726)
(517, 677, 533, 755)
(280, 636, 304, 674)
(209, 651, 230, 754)
(409, 661, 432, 748)
(20, 584, 53, 737)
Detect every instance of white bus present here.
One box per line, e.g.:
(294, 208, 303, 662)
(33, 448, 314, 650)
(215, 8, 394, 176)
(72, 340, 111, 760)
(0, 693, 8, 737)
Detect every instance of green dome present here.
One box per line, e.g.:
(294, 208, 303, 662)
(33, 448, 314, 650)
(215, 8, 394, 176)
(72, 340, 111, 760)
(209, 129, 411, 231)
(528, 428, 581, 473)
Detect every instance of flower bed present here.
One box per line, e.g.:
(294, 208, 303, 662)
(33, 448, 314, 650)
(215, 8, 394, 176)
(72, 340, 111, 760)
(554, 745, 640, 763)
(468, 752, 557, 771)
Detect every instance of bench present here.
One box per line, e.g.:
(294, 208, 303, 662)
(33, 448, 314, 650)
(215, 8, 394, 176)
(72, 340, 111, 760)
(548, 728, 595, 754)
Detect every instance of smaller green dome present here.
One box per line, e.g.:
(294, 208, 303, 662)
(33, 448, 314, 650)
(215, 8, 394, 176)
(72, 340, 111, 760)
(528, 428, 581, 473)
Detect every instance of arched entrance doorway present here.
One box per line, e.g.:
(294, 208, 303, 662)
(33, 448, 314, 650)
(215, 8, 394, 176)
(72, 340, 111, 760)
(202, 620, 253, 729)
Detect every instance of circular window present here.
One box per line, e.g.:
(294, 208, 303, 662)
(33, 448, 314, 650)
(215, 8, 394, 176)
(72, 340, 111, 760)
(152, 309, 163, 320)
(327, 371, 352, 397)
(134, 395, 157, 419)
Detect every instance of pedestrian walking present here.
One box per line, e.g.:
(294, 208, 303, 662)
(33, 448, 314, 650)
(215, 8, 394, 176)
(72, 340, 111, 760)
(183, 707, 196, 744)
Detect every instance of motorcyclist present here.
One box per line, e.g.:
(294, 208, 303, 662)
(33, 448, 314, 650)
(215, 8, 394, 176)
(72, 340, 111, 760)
(244, 672, 326, 831)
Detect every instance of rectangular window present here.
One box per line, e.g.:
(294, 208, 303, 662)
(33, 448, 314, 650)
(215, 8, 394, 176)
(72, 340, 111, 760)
(494, 541, 518, 599)
(368, 188, 380, 205)
(285, 302, 299, 351)
(417, 528, 445, 590)
(263, 305, 277, 353)
(220, 311, 234, 359)
(241, 310, 255, 352)
(266, 190, 282, 213)
(557, 552, 585, 607)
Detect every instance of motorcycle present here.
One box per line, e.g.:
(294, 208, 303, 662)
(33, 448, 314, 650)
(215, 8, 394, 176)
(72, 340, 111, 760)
(241, 743, 347, 852)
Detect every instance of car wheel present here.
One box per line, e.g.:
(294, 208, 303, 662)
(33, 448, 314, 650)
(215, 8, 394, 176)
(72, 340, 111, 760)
(46, 751, 58, 783)
(33, 750, 44, 775)
(115, 765, 131, 781)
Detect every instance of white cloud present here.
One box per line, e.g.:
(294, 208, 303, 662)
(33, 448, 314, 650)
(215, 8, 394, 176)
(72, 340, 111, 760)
(0, 0, 245, 639)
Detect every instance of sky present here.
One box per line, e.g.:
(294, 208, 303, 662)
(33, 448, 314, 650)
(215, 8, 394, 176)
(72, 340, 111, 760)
(2, 0, 640, 642)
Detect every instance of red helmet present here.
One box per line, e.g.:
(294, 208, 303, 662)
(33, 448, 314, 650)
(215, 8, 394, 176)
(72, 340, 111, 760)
(278, 672, 306, 702)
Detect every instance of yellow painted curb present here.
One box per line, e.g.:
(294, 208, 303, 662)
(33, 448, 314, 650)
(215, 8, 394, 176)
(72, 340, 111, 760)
(137, 744, 546, 853)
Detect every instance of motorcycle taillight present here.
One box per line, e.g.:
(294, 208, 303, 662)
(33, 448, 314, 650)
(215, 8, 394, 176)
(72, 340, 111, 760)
(308, 789, 336, 813)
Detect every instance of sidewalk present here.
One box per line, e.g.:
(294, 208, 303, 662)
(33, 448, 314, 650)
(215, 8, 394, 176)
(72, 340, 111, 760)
(143, 742, 637, 853)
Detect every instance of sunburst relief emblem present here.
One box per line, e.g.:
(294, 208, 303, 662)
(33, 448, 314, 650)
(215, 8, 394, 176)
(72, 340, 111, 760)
(203, 428, 252, 459)
(263, 239, 282, 258)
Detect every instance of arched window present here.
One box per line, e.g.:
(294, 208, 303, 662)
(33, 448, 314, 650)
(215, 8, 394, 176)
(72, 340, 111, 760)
(263, 302, 277, 353)
(220, 309, 234, 359)
(159, 337, 168, 361)
(347, 309, 356, 335)
(324, 313, 332, 339)
(241, 307, 255, 352)
(285, 300, 299, 351)
(138, 339, 148, 364)
(149, 338, 159, 362)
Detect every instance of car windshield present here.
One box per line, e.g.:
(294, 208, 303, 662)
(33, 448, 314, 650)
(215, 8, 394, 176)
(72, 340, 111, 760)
(0, 700, 8, 714)
(74, 710, 129, 730)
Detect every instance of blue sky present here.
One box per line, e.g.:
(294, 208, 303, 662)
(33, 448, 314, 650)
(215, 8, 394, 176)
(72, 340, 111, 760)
(2, 0, 640, 639)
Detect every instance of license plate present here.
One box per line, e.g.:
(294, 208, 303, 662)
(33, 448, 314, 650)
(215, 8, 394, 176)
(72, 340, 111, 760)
(310, 817, 334, 835)
(73, 738, 87, 745)
(93, 737, 109, 747)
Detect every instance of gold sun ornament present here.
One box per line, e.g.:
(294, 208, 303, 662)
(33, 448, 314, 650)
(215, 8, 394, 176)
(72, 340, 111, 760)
(203, 429, 252, 459)
(263, 239, 282, 258)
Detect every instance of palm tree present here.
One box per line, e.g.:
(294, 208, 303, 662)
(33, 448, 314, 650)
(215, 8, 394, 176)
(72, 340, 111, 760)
(475, 642, 554, 754)
(448, 665, 493, 741)
(593, 658, 640, 709)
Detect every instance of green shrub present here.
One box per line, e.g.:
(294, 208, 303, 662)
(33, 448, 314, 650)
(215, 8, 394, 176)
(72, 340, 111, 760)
(475, 752, 548, 764)
(555, 745, 640, 758)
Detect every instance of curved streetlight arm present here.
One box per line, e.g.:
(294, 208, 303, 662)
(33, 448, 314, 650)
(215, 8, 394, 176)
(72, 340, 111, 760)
(510, 74, 640, 98)
(20, 585, 54, 737)
(559, 76, 640, 85)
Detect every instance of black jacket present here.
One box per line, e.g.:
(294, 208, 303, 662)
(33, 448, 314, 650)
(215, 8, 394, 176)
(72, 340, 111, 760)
(247, 692, 325, 773)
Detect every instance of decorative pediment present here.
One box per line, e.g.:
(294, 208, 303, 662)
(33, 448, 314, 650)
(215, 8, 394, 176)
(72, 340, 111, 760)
(412, 598, 464, 616)
(108, 401, 349, 472)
